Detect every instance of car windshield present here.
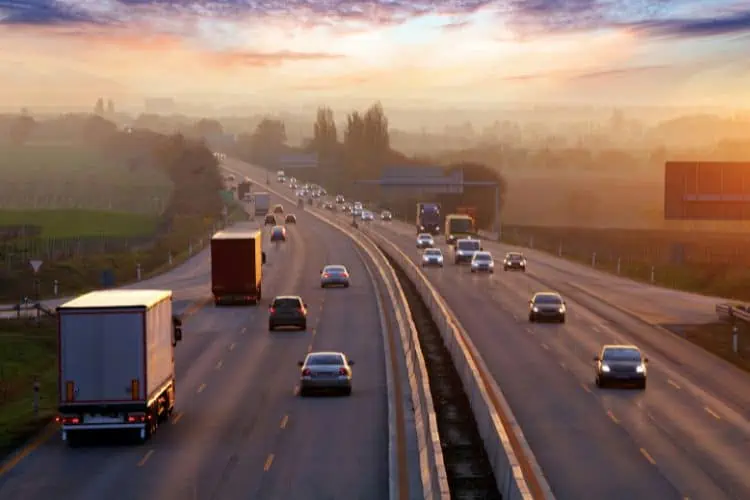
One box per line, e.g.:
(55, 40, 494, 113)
(273, 298, 301, 309)
(603, 349, 642, 361)
(507, 254, 523, 260)
(534, 294, 562, 304)
(458, 241, 480, 251)
(324, 266, 346, 273)
(307, 354, 344, 366)
(418, 234, 431, 240)
(474, 254, 491, 261)
(425, 250, 441, 256)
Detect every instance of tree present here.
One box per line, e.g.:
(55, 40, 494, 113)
(8, 115, 36, 145)
(82, 115, 118, 145)
(194, 118, 224, 138)
(94, 98, 104, 115)
(444, 162, 507, 229)
(312, 106, 337, 159)
(249, 118, 286, 167)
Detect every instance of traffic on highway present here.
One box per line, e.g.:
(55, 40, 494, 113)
(248, 158, 750, 500)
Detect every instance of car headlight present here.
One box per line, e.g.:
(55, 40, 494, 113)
(532, 306, 539, 312)
(601, 365, 610, 372)
(489, 262, 494, 267)
(636, 364, 645, 373)
(437, 256, 443, 262)
(558, 306, 566, 313)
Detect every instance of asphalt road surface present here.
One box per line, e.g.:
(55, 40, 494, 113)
(0, 194, 389, 500)
(238, 166, 750, 500)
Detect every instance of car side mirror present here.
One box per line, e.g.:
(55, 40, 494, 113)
(173, 327, 182, 345)
(297, 361, 304, 366)
(644, 357, 649, 363)
(262, 252, 267, 265)
(593, 356, 600, 362)
(348, 360, 355, 366)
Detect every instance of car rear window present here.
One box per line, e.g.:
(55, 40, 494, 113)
(474, 254, 491, 261)
(458, 241, 480, 250)
(273, 298, 301, 309)
(324, 266, 346, 273)
(307, 354, 344, 365)
(534, 295, 561, 304)
(425, 249, 441, 256)
(603, 349, 641, 361)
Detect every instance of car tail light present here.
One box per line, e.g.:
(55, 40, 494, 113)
(56, 415, 80, 425)
(298, 307, 305, 314)
(302, 368, 311, 376)
(339, 367, 348, 375)
(323, 273, 330, 278)
(342, 273, 349, 278)
(269, 307, 276, 313)
(127, 413, 149, 423)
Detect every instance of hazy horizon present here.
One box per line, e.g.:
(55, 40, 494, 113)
(1, 1, 749, 110)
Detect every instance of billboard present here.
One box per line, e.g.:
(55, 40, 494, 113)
(380, 166, 464, 194)
(665, 161, 750, 220)
(279, 153, 318, 168)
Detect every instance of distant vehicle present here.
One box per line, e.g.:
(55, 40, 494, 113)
(254, 192, 271, 216)
(211, 230, 265, 305)
(298, 351, 354, 396)
(421, 248, 444, 267)
(56, 290, 183, 445)
(273, 204, 284, 214)
(228, 174, 235, 182)
(270, 225, 286, 242)
(269, 295, 307, 331)
(342, 204, 352, 214)
(381, 210, 392, 221)
(353, 202, 363, 217)
(416, 233, 434, 249)
(319, 188, 327, 196)
(335, 194, 345, 204)
(285, 214, 297, 224)
(277, 170, 286, 182)
(320, 265, 350, 288)
(470, 251, 494, 273)
(417, 202, 441, 235)
(594, 345, 648, 389)
(445, 214, 476, 246)
(454, 238, 481, 264)
(324, 201, 335, 210)
(361, 211, 374, 221)
(504, 252, 527, 271)
(264, 214, 276, 226)
(528, 292, 566, 323)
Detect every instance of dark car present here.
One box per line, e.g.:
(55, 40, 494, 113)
(264, 214, 276, 226)
(269, 296, 308, 331)
(270, 226, 286, 242)
(528, 292, 566, 323)
(594, 345, 648, 389)
(285, 214, 297, 224)
(273, 204, 284, 214)
(504, 252, 527, 271)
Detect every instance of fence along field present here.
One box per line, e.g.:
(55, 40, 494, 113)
(0, 143, 175, 300)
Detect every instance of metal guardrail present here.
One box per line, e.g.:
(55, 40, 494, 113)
(716, 303, 750, 322)
(363, 226, 555, 500)
(0, 302, 56, 318)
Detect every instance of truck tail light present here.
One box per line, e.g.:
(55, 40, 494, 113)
(322, 273, 330, 278)
(65, 381, 75, 401)
(56, 415, 80, 425)
(302, 368, 311, 376)
(338, 367, 348, 376)
(131, 379, 139, 400)
(269, 307, 276, 314)
(127, 413, 148, 423)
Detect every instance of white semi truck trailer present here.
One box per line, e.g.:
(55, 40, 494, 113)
(55, 289, 183, 445)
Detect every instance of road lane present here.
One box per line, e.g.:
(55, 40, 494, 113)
(366, 219, 750, 500)
(0, 201, 389, 500)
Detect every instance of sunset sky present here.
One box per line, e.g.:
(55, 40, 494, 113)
(0, 0, 749, 109)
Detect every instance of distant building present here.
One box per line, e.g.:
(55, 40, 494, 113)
(144, 98, 175, 114)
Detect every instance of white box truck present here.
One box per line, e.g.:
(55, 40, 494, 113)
(56, 289, 183, 445)
(253, 191, 271, 216)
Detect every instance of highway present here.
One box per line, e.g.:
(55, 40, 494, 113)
(0, 194, 390, 500)
(239, 163, 750, 500)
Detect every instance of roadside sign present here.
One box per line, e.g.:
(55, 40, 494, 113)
(29, 260, 43, 273)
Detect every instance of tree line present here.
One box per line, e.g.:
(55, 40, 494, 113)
(229, 103, 507, 229)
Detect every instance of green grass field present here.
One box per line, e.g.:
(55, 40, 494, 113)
(0, 144, 172, 214)
(0, 209, 158, 238)
(0, 319, 57, 455)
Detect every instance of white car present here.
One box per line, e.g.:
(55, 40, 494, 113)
(470, 251, 494, 273)
(421, 248, 444, 267)
(361, 211, 374, 221)
(416, 233, 434, 248)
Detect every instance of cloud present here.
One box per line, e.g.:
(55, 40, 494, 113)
(633, 10, 750, 38)
(0, 0, 106, 25)
(207, 49, 345, 67)
(498, 64, 672, 82)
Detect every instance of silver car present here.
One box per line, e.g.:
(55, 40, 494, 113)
(361, 211, 374, 221)
(298, 351, 354, 396)
(421, 248, 444, 267)
(416, 233, 434, 249)
(470, 251, 494, 273)
(320, 265, 350, 288)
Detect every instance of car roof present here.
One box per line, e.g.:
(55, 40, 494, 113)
(286, 213, 296, 217)
(506, 252, 524, 256)
(602, 344, 641, 351)
(473, 251, 492, 257)
(418, 233, 432, 237)
(532, 291, 561, 298)
(272, 225, 285, 230)
(306, 351, 345, 359)
(424, 248, 441, 252)
(323, 264, 347, 269)
(273, 295, 302, 300)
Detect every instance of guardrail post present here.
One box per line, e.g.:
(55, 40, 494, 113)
(168, 253, 173, 266)
(616, 257, 621, 275)
(733, 325, 739, 354)
(591, 252, 596, 267)
(650, 266, 655, 283)
(188, 242, 193, 256)
(557, 242, 562, 257)
(32, 377, 39, 417)
(53, 279, 59, 296)
(528, 236, 534, 248)
(136, 263, 142, 281)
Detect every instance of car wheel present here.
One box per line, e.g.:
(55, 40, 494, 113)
(299, 387, 309, 397)
(529, 314, 535, 322)
(344, 283, 349, 288)
(559, 315, 566, 323)
(639, 380, 647, 390)
(595, 376, 601, 388)
(321, 283, 326, 288)
(343, 387, 352, 396)
(504, 267, 508, 271)
(269, 322, 275, 331)
(301, 322, 307, 331)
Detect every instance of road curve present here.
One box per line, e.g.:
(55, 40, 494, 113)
(0, 195, 389, 500)
(239, 166, 750, 500)
(366, 216, 750, 500)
